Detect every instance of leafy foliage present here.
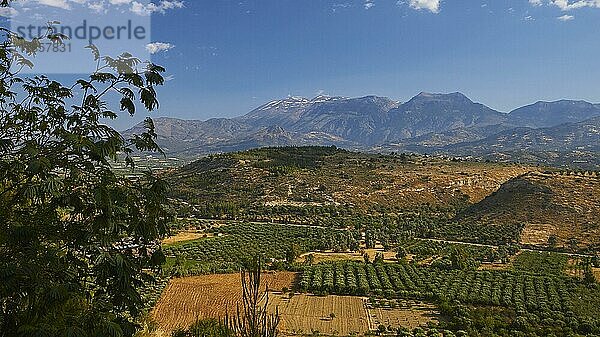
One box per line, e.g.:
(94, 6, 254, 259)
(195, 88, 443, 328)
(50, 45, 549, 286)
(513, 251, 569, 276)
(0, 23, 171, 336)
(300, 261, 600, 335)
(163, 223, 359, 276)
(171, 319, 236, 337)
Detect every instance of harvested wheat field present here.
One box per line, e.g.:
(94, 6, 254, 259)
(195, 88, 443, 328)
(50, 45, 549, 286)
(266, 293, 370, 336)
(265, 294, 439, 336)
(367, 300, 439, 331)
(152, 272, 297, 332)
(162, 230, 214, 245)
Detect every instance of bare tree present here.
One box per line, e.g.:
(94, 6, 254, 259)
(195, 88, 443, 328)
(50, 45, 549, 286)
(227, 259, 280, 337)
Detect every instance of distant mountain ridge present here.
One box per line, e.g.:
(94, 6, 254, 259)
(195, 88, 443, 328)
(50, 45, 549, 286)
(124, 92, 600, 168)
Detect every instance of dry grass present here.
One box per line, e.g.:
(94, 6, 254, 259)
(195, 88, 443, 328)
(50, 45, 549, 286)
(367, 300, 439, 331)
(170, 149, 534, 213)
(265, 294, 439, 336)
(298, 242, 398, 265)
(460, 172, 600, 249)
(266, 293, 369, 336)
(161, 231, 214, 245)
(152, 272, 297, 332)
(478, 262, 511, 271)
(520, 224, 558, 246)
(297, 251, 364, 264)
(298, 250, 397, 264)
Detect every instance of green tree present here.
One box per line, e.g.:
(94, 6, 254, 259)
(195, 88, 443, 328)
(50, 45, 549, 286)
(548, 235, 557, 248)
(583, 259, 596, 285)
(450, 247, 473, 270)
(0, 22, 171, 336)
(373, 252, 384, 264)
(172, 319, 236, 337)
(395, 247, 407, 261)
(285, 243, 300, 264)
(304, 253, 315, 265)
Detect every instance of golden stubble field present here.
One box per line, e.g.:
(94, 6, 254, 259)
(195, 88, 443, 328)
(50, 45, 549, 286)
(152, 272, 437, 336)
(267, 294, 440, 336)
(266, 293, 369, 335)
(152, 272, 440, 335)
(152, 272, 297, 332)
(161, 230, 214, 245)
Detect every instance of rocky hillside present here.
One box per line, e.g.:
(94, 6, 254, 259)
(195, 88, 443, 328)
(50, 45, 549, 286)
(507, 100, 600, 128)
(166, 146, 534, 214)
(457, 172, 600, 251)
(434, 117, 600, 169)
(125, 92, 600, 168)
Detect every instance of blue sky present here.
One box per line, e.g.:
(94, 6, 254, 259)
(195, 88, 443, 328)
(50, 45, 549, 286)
(4, 0, 600, 129)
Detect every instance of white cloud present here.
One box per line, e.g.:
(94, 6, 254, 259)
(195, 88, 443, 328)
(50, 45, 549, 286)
(36, 0, 71, 9)
(406, 0, 440, 13)
(131, 0, 184, 16)
(159, 0, 183, 10)
(530, 0, 600, 10)
(0, 7, 19, 17)
(145, 42, 175, 54)
(557, 14, 575, 20)
(331, 2, 351, 12)
(364, 1, 375, 9)
(13, 0, 183, 15)
(552, 0, 600, 10)
(88, 1, 106, 13)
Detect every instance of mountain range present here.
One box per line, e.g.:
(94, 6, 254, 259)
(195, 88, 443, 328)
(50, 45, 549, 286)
(124, 92, 600, 168)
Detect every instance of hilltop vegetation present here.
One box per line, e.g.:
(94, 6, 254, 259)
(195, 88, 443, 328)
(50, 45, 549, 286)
(458, 171, 600, 252)
(164, 147, 600, 251)
(166, 146, 532, 218)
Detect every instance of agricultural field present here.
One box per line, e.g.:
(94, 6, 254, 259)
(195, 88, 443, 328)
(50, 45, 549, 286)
(151, 272, 297, 333)
(144, 148, 600, 336)
(392, 238, 513, 267)
(512, 251, 569, 276)
(266, 294, 369, 336)
(162, 222, 359, 275)
(162, 230, 213, 245)
(299, 261, 600, 335)
(367, 299, 440, 331)
(265, 294, 440, 336)
(298, 251, 366, 264)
